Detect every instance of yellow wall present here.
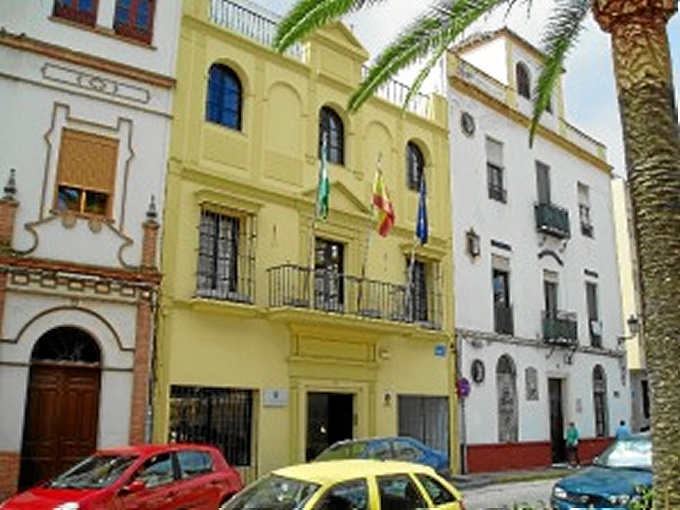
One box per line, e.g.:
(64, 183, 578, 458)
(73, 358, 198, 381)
(155, 0, 456, 480)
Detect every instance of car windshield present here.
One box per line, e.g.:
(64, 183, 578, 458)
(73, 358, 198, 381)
(47, 454, 139, 489)
(315, 442, 368, 461)
(224, 474, 320, 510)
(596, 435, 652, 470)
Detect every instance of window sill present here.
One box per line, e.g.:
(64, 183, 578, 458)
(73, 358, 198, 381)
(49, 16, 157, 50)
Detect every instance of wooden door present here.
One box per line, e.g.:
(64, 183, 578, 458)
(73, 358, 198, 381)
(19, 364, 100, 489)
(548, 378, 565, 463)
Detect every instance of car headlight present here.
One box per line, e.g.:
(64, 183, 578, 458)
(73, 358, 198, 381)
(552, 486, 567, 500)
(54, 503, 80, 510)
(607, 494, 631, 506)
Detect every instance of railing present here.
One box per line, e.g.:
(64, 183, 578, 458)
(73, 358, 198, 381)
(363, 66, 431, 117)
(209, 0, 305, 60)
(453, 59, 507, 103)
(494, 304, 514, 335)
(267, 264, 442, 329)
(209, 0, 432, 117)
(535, 202, 571, 239)
(542, 310, 578, 346)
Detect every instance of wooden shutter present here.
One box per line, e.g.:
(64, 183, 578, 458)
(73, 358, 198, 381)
(56, 128, 118, 193)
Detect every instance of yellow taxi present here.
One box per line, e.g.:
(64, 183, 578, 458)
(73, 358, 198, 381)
(224, 459, 466, 510)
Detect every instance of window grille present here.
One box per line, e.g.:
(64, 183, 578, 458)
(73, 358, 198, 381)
(169, 386, 255, 467)
(406, 141, 425, 191)
(196, 208, 255, 303)
(319, 106, 344, 165)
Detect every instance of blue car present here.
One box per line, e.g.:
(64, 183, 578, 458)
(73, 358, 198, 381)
(551, 432, 652, 509)
(313, 436, 450, 476)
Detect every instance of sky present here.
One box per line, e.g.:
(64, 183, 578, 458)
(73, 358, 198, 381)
(266, 0, 680, 177)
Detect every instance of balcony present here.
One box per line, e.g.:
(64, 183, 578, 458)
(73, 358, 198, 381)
(267, 264, 442, 329)
(494, 304, 514, 335)
(542, 311, 578, 347)
(535, 202, 571, 239)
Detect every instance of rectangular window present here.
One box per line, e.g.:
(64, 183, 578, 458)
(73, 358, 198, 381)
(536, 161, 551, 204)
(492, 258, 513, 335)
(54, 128, 117, 218)
(486, 138, 506, 203)
(53, 0, 98, 27)
(586, 281, 601, 347)
(196, 208, 255, 303)
(578, 183, 594, 237)
(405, 258, 441, 328)
(543, 270, 558, 317)
(314, 238, 344, 311)
(168, 386, 254, 467)
(114, 0, 155, 43)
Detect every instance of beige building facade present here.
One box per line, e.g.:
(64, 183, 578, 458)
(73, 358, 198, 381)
(153, 0, 456, 482)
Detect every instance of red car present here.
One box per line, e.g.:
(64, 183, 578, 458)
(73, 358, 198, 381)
(0, 443, 243, 510)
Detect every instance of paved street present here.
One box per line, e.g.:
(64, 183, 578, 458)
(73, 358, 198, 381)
(460, 478, 555, 510)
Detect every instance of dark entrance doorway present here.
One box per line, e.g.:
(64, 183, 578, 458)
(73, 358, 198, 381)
(19, 327, 101, 490)
(306, 392, 353, 461)
(548, 378, 565, 463)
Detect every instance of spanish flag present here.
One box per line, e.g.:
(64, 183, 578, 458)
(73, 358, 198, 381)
(372, 169, 395, 237)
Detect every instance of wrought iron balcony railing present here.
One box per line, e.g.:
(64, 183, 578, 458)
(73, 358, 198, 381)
(267, 264, 442, 329)
(494, 304, 514, 335)
(542, 310, 578, 346)
(535, 202, 571, 239)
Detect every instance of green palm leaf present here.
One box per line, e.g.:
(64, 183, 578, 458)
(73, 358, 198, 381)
(530, 0, 590, 144)
(350, 0, 511, 112)
(273, 0, 386, 53)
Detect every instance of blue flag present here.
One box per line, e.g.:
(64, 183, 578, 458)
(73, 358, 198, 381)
(416, 176, 428, 245)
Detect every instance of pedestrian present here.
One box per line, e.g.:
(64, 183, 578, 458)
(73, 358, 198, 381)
(565, 421, 580, 468)
(615, 419, 631, 439)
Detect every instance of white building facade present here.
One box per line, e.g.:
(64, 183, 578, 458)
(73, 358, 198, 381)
(447, 29, 629, 473)
(0, 0, 180, 497)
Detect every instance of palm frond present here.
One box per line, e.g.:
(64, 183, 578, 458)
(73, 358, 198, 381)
(349, 0, 510, 113)
(273, 0, 387, 53)
(530, 0, 591, 144)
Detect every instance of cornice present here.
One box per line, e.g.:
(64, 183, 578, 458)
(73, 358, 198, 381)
(450, 76, 611, 173)
(0, 31, 175, 89)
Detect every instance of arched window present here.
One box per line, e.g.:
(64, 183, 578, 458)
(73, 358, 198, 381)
(32, 327, 101, 364)
(516, 62, 531, 100)
(593, 365, 608, 437)
(496, 354, 518, 442)
(206, 64, 242, 130)
(319, 106, 344, 165)
(406, 141, 425, 191)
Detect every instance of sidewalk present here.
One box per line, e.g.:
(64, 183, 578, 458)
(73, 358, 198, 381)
(449, 464, 573, 490)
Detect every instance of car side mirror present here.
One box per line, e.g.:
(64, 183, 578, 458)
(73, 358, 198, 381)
(121, 479, 146, 494)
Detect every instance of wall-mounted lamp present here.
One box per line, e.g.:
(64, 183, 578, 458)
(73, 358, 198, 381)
(617, 314, 640, 346)
(466, 229, 481, 258)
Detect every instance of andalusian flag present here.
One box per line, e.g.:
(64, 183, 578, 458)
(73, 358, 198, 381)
(316, 136, 330, 220)
(372, 169, 395, 237)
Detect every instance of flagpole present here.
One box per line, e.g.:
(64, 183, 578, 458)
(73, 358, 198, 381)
(306, 133, 328, 306)
(357, 153, 382, 313)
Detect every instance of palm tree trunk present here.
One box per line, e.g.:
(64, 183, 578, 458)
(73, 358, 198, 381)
(594, 2, 680, 506)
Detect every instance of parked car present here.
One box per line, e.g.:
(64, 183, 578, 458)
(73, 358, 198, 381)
(314, 437, 450, 477)
(550, 432, 652, 509)
(0, 443, 243, 510)
(224, 458, 465, 510)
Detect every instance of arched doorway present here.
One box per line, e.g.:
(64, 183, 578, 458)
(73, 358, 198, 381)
(18, 327, 101, 489)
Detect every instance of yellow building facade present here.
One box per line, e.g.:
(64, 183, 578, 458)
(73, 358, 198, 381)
(154, 0, 455, 482)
